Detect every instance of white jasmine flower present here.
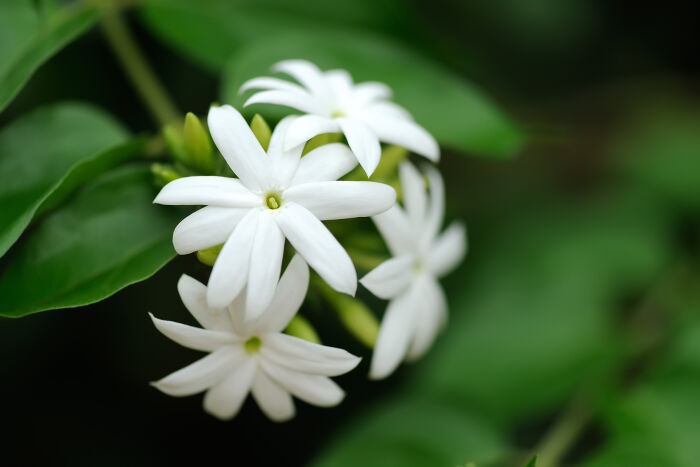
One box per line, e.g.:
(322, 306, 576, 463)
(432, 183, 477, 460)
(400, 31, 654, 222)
(360, 162, 466, 379)
(240, 59, 439, 176)
(150, 255, 361, 421)
(155, 105, 396, 319)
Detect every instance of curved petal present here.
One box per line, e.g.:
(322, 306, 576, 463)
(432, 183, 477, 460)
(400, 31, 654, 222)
(260, 359, 345, 407)
(284, 115, 340, 150)
(245, 211, 285, 321)
(154, 176, 260, 208)
(151, 346, 243, 397)
(324, 69, 353, 105)
(407, 276, 447, 360)
(364, 101, 412, 120)
(273, 59, 328, 100)
(208, 105, 268, 191)
(244, 90, 323, 115)
(353, 82, 392, 106)
(372, 205, 413, 256)
(239, 76, 307, 95)
(336, 117, 381, 176)
(173, 206, 245, 255)
(363, 114, 439, 161)
(177, 275, 234, 332)
(253, 255, 309, 333)
(251, 369, 295, 422)
(267, 116, 303, 188)
(275, 203, 356, 296)
(291, 143, 357, 185)
(427, 222, 467, 278)
(150, 313, 237, 352)
(360, 255, 414, 300)
(203, 358, 256, 420)
(285, 181, 395, 221)
(422, 164, 446, 247)
(262, 334, 360, 376)
(399, 162, 428, 228)
(207, 209, 259, 308)
(369, 286, 420, 380)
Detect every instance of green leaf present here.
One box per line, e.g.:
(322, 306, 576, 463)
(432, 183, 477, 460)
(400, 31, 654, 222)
(0, 102, 132, 258)
(0, 0, 97, 112)
(221, 31, 523, 158)
(309, 398, 509, 467)
(0, 165, 181, 317)
(525, 455, 538, 467)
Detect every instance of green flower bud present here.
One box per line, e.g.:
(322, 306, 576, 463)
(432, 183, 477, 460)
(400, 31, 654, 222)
(303, 132, 343, 155)
(150, 163, 181, 187)
(183, 112, 214, 173)
(162, 124, 188, 164)
(196, 244, 222, 266)
(320, 284, 378, 348)
(284, 315, 321, 344)
(250, 114, 271, 150)
(371, 145, 408, 181)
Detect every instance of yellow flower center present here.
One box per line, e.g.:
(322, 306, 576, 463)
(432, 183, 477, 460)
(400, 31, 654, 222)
(244, 336, 262, 354)
(265, 193, 281, 210)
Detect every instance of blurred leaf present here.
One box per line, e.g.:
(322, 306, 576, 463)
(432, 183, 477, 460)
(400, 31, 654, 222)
(310, 397, 509, 467)
(0, 102, 132, 258)
(417, 190, 672, 425)
(222, 31, 523, 158)
(525, 454, 538, 467)
(0, 0, 97, 112)
(138, 0, 409, 71)
(0, 166, 180, 317)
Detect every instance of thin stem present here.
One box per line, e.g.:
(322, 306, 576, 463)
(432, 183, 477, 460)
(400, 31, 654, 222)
(534, 400, 592, 467)
(100, 9, 180, 126)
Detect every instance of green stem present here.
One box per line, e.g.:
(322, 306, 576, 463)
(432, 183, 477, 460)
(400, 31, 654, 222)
(533, 400, 592, 467)
(100, 9, 180, 126)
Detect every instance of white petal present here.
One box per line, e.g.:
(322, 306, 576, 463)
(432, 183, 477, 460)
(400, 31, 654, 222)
(177, 275, 234, 332)
(353, 82, 392, 105)
(151, 346, 243, 397)
(284, 181, 395, 221)
(273, 59, 328, 99)
(360, 255, 414, 300)
(267, 116, 303, 188)
(369, 286, 420, 380)
(239, 76, 307, 94)
(260, 359, 345, 407)
(208, 105, 268, 191)
(244, 90, 323, 115)
(250, 369, 295, 422)
(261, 333, 361, 376)
(153, 176, 260, 208)
(422, 164, 446, 247)
(363, 101, 412, 121)
(203, 358, 256, 420)
(399, 162, 428, 228)
(253, 255, 309, 333)
(291, 143, 357, 184)
(407, 276, 447, 360)
(284, 114, 340, 150)
(324, 69, 353, 103)
(275, 203, 356, 295)
(372, 205, 414, 256)
(173, 206, 245, 255)
(207, 209, 259, 308)
(363, 114, 439, 161)
(245, 211, 285, 321)
(150, 313, 237, 352)
(336, 117, 381, 176)
(428, 222, 467, 277)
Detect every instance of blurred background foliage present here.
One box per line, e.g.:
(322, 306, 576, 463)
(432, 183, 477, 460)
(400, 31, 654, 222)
(0, 0, 698, 466)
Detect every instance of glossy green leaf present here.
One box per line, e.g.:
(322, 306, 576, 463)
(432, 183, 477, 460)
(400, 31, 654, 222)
(0, 166, 180, 317)
(221, 31, 523, 158)
(0, 102, 132, 258)
(310, 398, 509, 467)
(0, 0, 97, 112)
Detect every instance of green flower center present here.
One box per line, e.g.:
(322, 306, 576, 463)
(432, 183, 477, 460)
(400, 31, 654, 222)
(331, 109, 346, 118)
(265, 193, 281, 210)
(244, 336, 262, 354)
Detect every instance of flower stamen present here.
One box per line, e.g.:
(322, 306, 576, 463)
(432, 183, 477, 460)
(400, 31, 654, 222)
(265, 193, 281, 210)
(244, 336, 262, 354)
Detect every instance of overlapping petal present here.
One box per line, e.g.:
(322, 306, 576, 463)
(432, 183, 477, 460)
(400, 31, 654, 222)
(360, 255, 414, 300)
(150, 313, 238, 352)
(284, 114, 340, 150)
(203, 358, 256, 420)
(364, 114, 439, 161)
(291, 143, 357, 185)
(260, 359, 345, 407)
(427, 222, 467, 278)
(284, 181, 395, 220)
(172, 206, 245, 255)
(154, 176, 260, 208)
(245, 211, 285, 320)
(177, 275, 234, 332)
(336, 117, 381, 175)
(251, 369, 295, 422)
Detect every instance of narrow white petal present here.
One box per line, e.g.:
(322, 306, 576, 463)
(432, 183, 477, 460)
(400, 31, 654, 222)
(208, 105, 268, 191)
(203, 358, 256, 420)
(151, 346, 243, 397)
(372, 205, 414, 256)
(324, 69, 353, 104)
(284, 181, 395, 221)
(150, 313, 237, 352)
(207, 209, 259, 308)
(369, 286, 420, 380)
(399, 162, 428, 228)
(244, 90, 323, 115)
(422, 164, 446, 247)
(275, 203, 356, 295)
(267, 116, 303, 188)
(253, 255, 309, 333)
(336, 117, 381, 176)
(353, 82, 392, 105)
(428, 222, 467, 277)
(360, 255, 414, 300)
(363, 101, 412, 121)
(177, 275, 234, 332)
(251, 369, 295, 422)
(273, 60, 328, 99)
(239, 76, 307, 95)
(407, 276, 447, 360)
(261, 333, 361, 376)
(173, 206, 245, 255)
(153, 176, 260, 208)
(284, 115, 340, 150)
(260, 359, 345, 407)
(245, 211, 285, 321)
(364, 114, 439, 161)
(291, 143, 357, 184)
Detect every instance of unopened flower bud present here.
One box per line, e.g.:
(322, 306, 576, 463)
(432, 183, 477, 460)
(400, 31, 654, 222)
(250, 114, 271, 150)
(284, 315, 321, 344)
(150, 163, 181, 187)
(196, 244, 222, 266)
(183, 112, 214, 173)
